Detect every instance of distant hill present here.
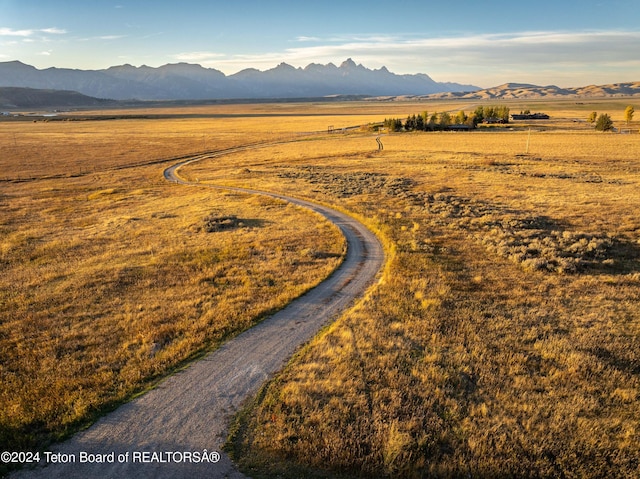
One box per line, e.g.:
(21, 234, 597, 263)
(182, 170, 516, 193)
(0, 87, 113, 109)
(421, 81, 640, 100)
(0, 59, 480, 101)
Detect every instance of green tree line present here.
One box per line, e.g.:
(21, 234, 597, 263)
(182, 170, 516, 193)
(383, 106, 510, 132)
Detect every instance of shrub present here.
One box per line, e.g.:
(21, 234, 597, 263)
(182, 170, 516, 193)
(595, 113, 613, 131)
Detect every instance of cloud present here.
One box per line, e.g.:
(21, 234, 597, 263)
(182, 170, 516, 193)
(0, 28, 34, 37)
(40, 28, 67, 35)
(224, 29, 640, 86)
(174, 51, 226, 63)
(284, 30, 640, 65)
(0, 27, 67, 37)
(76, 34, 127, 42)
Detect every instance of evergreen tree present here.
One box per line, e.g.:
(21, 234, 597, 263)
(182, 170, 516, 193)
(405, 115, 415, 131)
(595, 113, 614, 131)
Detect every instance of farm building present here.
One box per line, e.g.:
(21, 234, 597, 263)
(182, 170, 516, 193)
(512, 113, 550, 120)
(446, 124, 473, 131)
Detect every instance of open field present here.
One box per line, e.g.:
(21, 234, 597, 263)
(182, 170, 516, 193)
(0, 114, 348, 461)
(1, 98, 639, 477)
(181, 101, 639, 478)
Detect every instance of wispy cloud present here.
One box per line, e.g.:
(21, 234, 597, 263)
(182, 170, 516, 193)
(205, 29, 640, 86)
(174, 51, 226, 63)
(0, 27, 66, 37)
(41, 28, 67, 35)
(0, 28, 35, 37)
(76, 34, 127, 42)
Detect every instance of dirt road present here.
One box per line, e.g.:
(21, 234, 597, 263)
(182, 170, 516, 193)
(12, 146, 384, 478)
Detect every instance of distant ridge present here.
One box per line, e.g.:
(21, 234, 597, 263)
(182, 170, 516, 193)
(421, 81, 640, 100)
(0, 59, 479, 101)
(0, 87, 113, 109)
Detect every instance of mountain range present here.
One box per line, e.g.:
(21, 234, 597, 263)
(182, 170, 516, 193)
(0, 59, 479, 101)
(421, 82, 640, 100)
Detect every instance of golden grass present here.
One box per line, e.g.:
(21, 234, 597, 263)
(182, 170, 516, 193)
(2, 99, 639, 478)
(0, 116, 346, 454)
(210, 112, 640, 478)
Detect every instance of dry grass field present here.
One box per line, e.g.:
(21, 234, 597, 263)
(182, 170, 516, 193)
(1, 99, 639, 478)
(0, 114, 346, 458)
(186, 101, 638, 478)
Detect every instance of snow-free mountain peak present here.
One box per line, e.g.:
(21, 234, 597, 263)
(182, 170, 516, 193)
(0, 59, 480, 100)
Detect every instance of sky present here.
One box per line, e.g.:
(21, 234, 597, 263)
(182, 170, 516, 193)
(0, 0, 638, 88)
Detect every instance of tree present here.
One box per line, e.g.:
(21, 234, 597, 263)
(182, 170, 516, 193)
(588, 111, 597, 123)
(473, 106, 484, 124)
(484, 106, 495, 120)
(625, 105, 634, 125)
(429, 113, 438, 129)
(405, 115, 416, 131)
(383, 118, 402, 132)
(454, 110, 467, 125)
(439, 112, 452, 128)
(496, 105, 510, 123)
(595, 113, 613, 132)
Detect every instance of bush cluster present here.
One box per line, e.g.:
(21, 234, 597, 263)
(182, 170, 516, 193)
(203, 214, 243, 232)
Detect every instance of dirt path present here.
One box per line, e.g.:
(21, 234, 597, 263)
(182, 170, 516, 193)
(12, 145, 384, 478)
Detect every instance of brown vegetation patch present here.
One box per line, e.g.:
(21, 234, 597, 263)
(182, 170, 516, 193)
(274, 165, 634, 274)
(203, 214, 245, 232)
(276, 166, 415, 198)
(453, 160, 630, 185)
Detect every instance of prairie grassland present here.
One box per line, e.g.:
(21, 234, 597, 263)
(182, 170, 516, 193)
(0, 117, 280, 180)
(205, 123, 640, 477)
(2, 100, 638, 477)
(0, 116, 346, 454)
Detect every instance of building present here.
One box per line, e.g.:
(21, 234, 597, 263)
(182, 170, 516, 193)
(511, 113, 550, 120)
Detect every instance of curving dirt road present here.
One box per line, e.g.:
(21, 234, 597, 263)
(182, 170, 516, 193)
(12, 144, 384, 478)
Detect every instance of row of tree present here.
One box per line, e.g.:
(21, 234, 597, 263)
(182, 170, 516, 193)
(383, 105, 511, 132)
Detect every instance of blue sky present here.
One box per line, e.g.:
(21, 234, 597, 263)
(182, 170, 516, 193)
(1, 0, 638, 87)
